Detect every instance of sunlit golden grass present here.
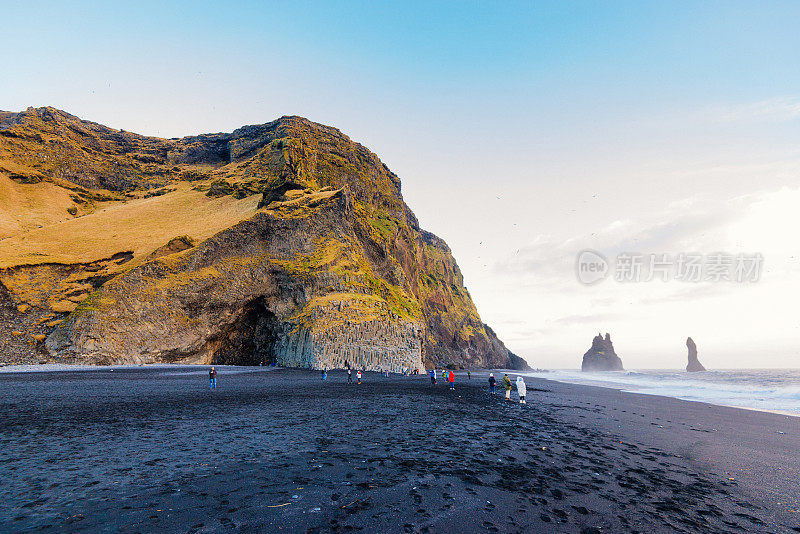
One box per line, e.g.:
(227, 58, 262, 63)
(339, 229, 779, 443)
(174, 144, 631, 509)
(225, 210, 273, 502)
(0, 174, 78, 238)
(0, 181, 261, 270)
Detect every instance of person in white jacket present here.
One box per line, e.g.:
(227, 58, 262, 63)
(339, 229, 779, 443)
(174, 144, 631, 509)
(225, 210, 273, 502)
(516, 376, 527, 404)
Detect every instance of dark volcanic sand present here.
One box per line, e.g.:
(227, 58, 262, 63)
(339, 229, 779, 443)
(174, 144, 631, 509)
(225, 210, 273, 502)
(1, 367, 798, 533)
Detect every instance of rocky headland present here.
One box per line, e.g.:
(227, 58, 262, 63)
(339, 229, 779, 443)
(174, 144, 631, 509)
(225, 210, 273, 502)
(0, 107, 526, 371)
(581, 332, 624, 371)
(686, 336, 706, 372)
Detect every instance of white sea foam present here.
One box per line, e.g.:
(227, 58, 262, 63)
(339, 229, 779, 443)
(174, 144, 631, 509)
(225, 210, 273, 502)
(523, 368, 800, 416)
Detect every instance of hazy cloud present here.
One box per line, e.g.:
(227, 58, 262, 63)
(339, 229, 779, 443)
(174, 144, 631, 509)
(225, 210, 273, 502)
(493, 192, 746, 282)
(552, 312, 624, 325)
(709, 97, 800, 123)
(637, 283, 728, 305)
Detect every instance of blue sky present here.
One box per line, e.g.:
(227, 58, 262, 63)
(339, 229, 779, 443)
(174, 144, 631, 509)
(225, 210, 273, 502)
(4, 1, 799, 134)
(3, 1, 800, 367)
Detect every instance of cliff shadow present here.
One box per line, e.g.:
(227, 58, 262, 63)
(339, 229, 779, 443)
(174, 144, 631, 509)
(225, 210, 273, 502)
(211, 297, 285, 366)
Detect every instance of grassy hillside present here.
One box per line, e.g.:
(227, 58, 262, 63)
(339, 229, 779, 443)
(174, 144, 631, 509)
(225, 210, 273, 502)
(0, 107, 524, 369)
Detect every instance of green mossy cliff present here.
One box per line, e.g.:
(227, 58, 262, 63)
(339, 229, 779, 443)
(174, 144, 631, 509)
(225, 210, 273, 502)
(0, 107, 527, 370)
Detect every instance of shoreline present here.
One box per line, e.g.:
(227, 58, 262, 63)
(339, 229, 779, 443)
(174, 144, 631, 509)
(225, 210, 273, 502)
(3, 362, 799, 418)
(4, 362, 800, 418)
(519, 368, 800, 419)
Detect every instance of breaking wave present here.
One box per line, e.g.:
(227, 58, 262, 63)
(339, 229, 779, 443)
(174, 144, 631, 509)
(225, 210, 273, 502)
(524, 368, 800, 416)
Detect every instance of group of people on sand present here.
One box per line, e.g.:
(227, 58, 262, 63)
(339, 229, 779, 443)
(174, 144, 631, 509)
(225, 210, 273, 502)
(208, 366, 527, 403)
(427, 368, 457, 390)
(427, 369, 527, 403)
(488, 372, 527, 404)
(324, 367, 371, 384)
(346, 368, 362, 384)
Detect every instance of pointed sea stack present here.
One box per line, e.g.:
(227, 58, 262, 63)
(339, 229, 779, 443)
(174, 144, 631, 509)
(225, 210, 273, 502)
(686, 337, 706, 372)
(581, 333, 624, 371)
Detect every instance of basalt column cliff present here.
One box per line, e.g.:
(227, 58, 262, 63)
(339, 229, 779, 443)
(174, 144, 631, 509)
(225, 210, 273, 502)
(0, 107, 525, 370)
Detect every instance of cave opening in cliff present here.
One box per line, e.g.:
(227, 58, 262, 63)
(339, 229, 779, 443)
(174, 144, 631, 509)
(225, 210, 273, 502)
(212, 297, 284, 366)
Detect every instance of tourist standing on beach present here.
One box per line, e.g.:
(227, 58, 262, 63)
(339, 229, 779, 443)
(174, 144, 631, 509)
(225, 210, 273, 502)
(516, 376, 527, 404)
(430, 369, 437, 385)
(467, 370, 471, 380)
(488, 373, 496, 394)
(209, 367, 217, 389)
(502, 374, 512, 400)
(448, 370, 455, 390)
(347, 368, 352, 382)
(357, 370, 362, 384)
(321, 369, 327, 381)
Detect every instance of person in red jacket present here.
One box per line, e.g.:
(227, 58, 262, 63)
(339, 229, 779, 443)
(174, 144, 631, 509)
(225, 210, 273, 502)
(448, 370, 455, 390)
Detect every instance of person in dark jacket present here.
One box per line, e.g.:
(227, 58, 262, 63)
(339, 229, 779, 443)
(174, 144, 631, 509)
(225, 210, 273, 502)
(488, 373, 496, 395)
(347, 368, 352, 382)
(209, 367, 217, 389)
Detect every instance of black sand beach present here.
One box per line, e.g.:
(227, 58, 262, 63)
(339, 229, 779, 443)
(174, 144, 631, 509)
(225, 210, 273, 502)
(1, 367, 798, 533)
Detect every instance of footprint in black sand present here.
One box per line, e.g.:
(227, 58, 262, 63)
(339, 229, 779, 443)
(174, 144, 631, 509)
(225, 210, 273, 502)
(552, 508, 568, 521)
(733, 512, 766, 526)
(482, 521, 499, 532)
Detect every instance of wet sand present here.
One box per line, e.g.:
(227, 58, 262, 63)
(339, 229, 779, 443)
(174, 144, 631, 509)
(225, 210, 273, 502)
(1, 367, 798, 533)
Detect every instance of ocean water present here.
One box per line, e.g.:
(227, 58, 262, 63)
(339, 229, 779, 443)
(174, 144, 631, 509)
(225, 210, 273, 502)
(523, 369, 800, 416)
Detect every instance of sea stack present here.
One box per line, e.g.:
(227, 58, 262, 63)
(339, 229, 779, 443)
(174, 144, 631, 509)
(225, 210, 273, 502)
(686, 337, 706, 372)
(581, 333, 624, 371)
